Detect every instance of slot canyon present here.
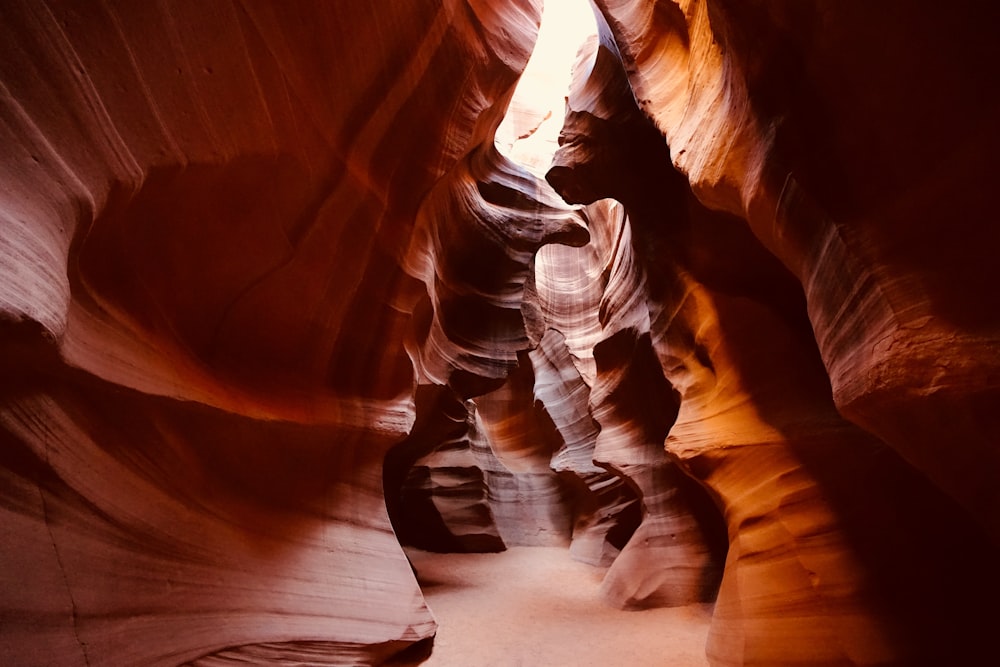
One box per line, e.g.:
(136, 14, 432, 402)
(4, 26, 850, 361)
(2, 0, 999, 665)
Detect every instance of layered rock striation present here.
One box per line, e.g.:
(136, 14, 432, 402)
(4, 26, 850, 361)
(3, 1, 999, 666)
(531, 192, 726, 609)
(0, 0, 558, 664)
(593, 0, 1000, 545)
(547, 8, 1000, 666)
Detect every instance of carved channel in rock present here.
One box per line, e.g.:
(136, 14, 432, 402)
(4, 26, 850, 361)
(4, 0, 1000, 665)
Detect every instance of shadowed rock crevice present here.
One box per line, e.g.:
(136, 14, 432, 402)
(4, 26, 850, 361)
(2, 1, 999, 665)
(545, 9, 1000, 665)
(385, 385, 504, 554)
(593, 0, 1000, 548)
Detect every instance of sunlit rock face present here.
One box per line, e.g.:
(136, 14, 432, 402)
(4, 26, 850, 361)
(0, 0, 559, 663)
(551, 9, 1000, 666)
(531, 191, 726, 608)
(530, 328, 642, 568)
(4, 0, 1000, 665)
(593, 0, 1000, 546)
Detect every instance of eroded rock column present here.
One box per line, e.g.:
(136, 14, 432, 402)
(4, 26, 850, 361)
(593, 0, 1000, 546)
(547, 11, 1000, 665)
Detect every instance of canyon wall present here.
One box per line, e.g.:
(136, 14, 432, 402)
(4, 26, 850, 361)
(568, 3, 1000, 665)
(0, 0, 556, 664)
(593, 0, 1000, 544)
(2, 0, 998, 666)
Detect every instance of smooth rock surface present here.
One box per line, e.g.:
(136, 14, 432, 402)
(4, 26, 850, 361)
(593, 0, 1000, 544)
(0, 0, 547, 663)
(546, 14, 1000, 666)
(3, 1, 999, 665)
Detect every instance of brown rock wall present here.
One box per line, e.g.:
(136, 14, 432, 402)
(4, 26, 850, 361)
(0, 0, 549, 663)
(594, 0, 1000, 543)
(3, 0, 999, 664)
(549, 11, 1000, 665)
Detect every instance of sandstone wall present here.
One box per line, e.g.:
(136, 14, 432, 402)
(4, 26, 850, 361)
(3, 1, 998, 665)
(0, 1, 548, 663)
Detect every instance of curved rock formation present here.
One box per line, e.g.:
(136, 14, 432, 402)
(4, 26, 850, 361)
(471, 354, 574, 547)
(4, 0, 1000, 665)
(530, 328, 641, 568)
(593, 0, 1000, 545)
(548, 12, 1000, 666)
(532, 192, 725, 608)
(386, 385, 504, 554)
(0, 0, 550, 663)
(402, 145, 589, 397)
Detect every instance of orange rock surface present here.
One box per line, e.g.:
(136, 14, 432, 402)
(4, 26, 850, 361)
(2, 1, 998, 665)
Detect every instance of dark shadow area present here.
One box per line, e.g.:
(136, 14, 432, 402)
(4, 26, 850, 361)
(593, 330, 729, 603)
(384, 384, 504, 553)
(382, 636, 435, 666)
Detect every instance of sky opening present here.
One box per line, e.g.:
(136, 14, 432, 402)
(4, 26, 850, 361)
(495, 0, 598, 177)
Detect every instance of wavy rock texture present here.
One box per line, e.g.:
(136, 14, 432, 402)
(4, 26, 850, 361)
(1, 342, 429, 667)
(393, 325, 644, 563)
(588, 328, 725, 610)
(593, 0, 1000, 546)
(401, 434, 505, 554)
(402, 145, 589, 397)
(531, 193, 725, 608)
(471, 356, 575, 547)
(549, 16, 1000, 666)
(5, 0, 1000, 666)
(388, 135, 591, 553)
(386, 386, 504, 554)
(0, 0, 551, 664)
(530, 328, 641, 567)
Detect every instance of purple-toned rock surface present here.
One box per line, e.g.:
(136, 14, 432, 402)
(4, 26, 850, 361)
(3, 1, 999, 665)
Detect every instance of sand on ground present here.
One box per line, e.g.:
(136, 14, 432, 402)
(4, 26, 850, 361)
(406, 546, 712, 667)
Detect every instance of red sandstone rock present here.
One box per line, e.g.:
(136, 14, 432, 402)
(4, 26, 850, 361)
(402, 146, 588, 397)
(0, 0, 546, 663)
(593, 0, 1000, 547)
(531, 194, 725, 608)
(530, 329, 641, 567)
(548, 16, 1000, 666)
(471, 356, 575, 547)
(4, 0, 1000, 665)
(387, 386, 504, 554)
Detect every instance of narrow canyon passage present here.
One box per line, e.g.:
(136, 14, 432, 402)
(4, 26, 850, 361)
(2, 1, 999, 666)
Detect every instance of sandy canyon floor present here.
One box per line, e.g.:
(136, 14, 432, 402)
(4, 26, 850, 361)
(405, 547, 712, 667)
